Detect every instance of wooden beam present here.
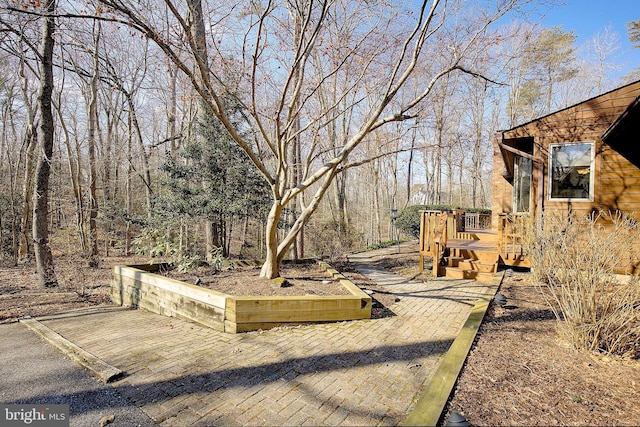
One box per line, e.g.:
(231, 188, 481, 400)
(497, 139, 541, 164)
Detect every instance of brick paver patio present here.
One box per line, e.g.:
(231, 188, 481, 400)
(36, 245, 489, 426)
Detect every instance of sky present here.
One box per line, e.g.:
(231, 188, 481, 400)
(531, 0, 640, 79)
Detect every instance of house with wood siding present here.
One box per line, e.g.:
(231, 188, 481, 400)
(419, 81, 640, 279)
(493, 80, 640, 226)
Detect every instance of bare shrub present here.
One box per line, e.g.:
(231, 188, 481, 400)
(306, 220, 361, 261)
(523, 211, 640, 359)
(56, 256, 106, 298)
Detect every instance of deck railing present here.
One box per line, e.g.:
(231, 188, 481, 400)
(419, 210, 465, 273)
(419, 211, 443, 270)
(497, 213, 530, 263)
(420, 210, 533, 271)
(464, 212, 491, 230)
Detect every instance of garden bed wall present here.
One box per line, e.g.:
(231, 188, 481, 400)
(112, 262, 371, 333)
(112, 264, 227, 331)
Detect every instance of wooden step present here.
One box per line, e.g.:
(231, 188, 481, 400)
(443, 267, 496, 282)
(445, 256, 465, 267)
(457, 260, 497, 273)
(457, 249, 498, 264)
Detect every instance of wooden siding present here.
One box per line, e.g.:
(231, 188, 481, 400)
(492, 81, 640, 273)
(493, 80, 640, 221)
(491, 137, 512, 228)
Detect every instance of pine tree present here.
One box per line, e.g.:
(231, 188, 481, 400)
(155, 108, 270, 260)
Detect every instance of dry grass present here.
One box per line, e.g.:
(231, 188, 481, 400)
(523, 211, 640, 358)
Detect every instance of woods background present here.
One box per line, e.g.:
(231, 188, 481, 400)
(1, 0, 638, 282)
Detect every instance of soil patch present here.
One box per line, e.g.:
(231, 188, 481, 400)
(162, 259, 399, 319)
(161, 262, 351, 296)
(0, 256, 120, 324)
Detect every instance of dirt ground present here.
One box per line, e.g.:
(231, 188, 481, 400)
(442, 271, 640, 426)
(159, 260, 399, 319)
(162, 261, 351, 296)
(2, 249, 639, 426)
(0, 256, 119, 324)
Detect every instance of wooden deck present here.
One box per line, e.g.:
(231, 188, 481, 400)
(419, 211, 532, 277)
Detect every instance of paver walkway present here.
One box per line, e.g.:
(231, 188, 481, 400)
(29, 245, 490, 426)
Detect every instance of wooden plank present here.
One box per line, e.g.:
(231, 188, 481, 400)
(226, 297, 371, 322)
(595, 202, 640, 211)
(600, 176, 640, 188)
(445, 239, 497, 252)
(21, 319, 123, 383)
(600, 168, 640, 179)
(231, 308, 370, 324)
(600, 158, 640, 170)
(114, 261, 373, 334)
(115, 266, 227, 307)
(228, 299, 369, 316)
(600, 150, 638, 162)
(599, 191, 640, 202)
(112, 267, 227, 331)
(500, 254, 532, 268)
(114, 275, 224, 311)
(229, 296, 364, 311)
(115, 281, 226, 331)
(318, 261, 372, 298)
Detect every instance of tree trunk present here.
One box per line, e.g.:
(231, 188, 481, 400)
(1, 99, 20, 265)
(17, 53, 37, 262)
(167, 64, 179, 152)
(334, 171, 348, 234)
(124, 111, 133, 256)
(127, 98, 152, 217)
(18, 129, 36, 262)
(55, 97, 86, 253)
(405, 124, 417, 208)
(372, 161, 381, 244)
(260, 201, 283, 279)
(33, 0, 57, 288)
(87, 21, 101, 258)
(205, 219, 222, 261)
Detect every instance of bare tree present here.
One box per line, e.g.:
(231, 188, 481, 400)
(53, 59, 87, 254)
(16, 40, 39, 262)
(582, 25, 620, 94)
(13, 0, 525, 278)
(86, 21, 101, 258)
(0, 61, 22, 265)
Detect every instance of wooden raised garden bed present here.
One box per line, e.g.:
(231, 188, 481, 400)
(112, 262, 372, 333)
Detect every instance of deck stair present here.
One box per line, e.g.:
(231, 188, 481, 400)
(419, 210, 531, 277)
(438, 230, 499, 281)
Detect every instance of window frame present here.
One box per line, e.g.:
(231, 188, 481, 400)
(547, 141, 595, 202)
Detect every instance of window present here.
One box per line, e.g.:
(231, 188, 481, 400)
(513, 156, 532, 213)
(548, 142, 594, 201)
